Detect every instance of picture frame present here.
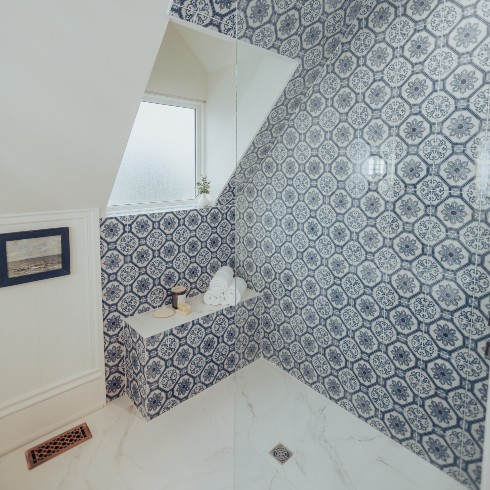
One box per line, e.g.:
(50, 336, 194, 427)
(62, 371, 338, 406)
(0, 227, 70, 288)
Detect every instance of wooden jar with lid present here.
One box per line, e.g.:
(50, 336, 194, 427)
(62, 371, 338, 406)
(171, 285, 187, 309)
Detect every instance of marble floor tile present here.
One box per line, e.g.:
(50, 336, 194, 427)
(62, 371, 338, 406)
(0, 359, 465, 490)
(234, 439, 297, 490)
(234, 361, 463, 490)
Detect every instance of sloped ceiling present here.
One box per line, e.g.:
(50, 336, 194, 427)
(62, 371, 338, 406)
(172, 22, 237, 74)
(0, 0, 172, 214)
(146, 22, 208, 100)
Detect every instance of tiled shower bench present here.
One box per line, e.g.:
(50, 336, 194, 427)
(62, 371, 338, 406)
(124, 289, 262, 420)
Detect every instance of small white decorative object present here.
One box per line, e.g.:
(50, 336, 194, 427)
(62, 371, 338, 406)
(196, 176, 211, 208)
(198, 194, 210, 208)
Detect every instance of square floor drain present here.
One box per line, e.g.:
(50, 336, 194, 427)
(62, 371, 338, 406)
(269, 443, 293, 464)
(25, 422, 92, 470)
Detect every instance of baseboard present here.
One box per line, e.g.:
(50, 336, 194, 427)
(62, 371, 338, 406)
(0, 369, 103, 419)
(0, 374, 105, 456)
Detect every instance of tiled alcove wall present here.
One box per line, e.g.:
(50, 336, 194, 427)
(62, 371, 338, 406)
(100, 207, 235, 400)
(125, 295, 262, 420)
(172, 0, 490, 488)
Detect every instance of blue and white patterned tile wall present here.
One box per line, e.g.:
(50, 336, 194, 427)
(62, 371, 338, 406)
(100, 207, 235, 401)
(171, 0, 490, 488)
(125, 295, 262, 420)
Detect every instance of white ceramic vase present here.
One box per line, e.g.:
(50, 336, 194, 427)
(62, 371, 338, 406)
(198, 194, 211, 208)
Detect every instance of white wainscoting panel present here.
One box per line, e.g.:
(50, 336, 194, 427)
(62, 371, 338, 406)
(0, 209, 105, 455)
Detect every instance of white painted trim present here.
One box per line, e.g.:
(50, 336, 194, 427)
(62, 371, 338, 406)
(84, 208, 106, 396)
(143, 93, 207, 182)
(145, 91, 206, 104)
(0, 369, 102, 419)
(0, 208, 100, 226)
(106, 199, 201, 217)
(144, 91, 205, 110)
(106, 93, 206, 215)
(0, 377, 105, 456)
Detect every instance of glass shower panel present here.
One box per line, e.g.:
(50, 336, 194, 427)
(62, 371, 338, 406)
(405, 3, 490, 487)
(233, 0, 490, 489)
(166, 5, 240, 487)
(455, 62, 490, 485)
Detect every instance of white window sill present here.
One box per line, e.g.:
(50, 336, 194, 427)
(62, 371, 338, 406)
(104, 199, 203, 218)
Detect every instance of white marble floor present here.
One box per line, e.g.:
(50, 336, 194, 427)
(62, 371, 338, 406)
(0, 359, 463, 490)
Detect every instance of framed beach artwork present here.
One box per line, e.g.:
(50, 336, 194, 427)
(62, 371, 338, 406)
(0, 227, 70, 287)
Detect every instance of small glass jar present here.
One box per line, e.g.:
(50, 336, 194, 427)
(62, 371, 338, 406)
(171, 285, 187, 309)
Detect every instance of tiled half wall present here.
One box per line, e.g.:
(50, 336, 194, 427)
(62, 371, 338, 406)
(125, 295, 262, 420)
(100, 207, 235, 400)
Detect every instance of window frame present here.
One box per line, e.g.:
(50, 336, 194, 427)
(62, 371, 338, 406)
(107, 92, 206, 216)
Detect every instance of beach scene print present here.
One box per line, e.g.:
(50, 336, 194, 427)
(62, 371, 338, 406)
(6, 235, 62, 278)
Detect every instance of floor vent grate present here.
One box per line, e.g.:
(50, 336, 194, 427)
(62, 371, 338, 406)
(269, 443, 293, 464)
(25, 422, 92, 470)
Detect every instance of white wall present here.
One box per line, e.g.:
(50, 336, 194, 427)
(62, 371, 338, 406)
(206, 49, 297, 203)
(0, 0, 171, 214)
(237, 53, 298, 161)
(0, 209, 104, 455)
(146, 23, 207, 101)
(0, 0, 173, 453)
(206, 65, 237, 204)
(144, 20, 235, 205)
(144, 20, 297, 204)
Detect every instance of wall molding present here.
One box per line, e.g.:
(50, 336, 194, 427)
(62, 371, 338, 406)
(0, 208, 105, 454)
(0, 368, 103, 419)
(0, 208, 104, 375)
(0, 376, 105, 456)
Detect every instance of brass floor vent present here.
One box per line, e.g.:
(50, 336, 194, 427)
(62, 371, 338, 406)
(25, 423, 92, 470)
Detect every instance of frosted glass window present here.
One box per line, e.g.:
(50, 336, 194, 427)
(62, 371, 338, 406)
(109, 98, 199, 208)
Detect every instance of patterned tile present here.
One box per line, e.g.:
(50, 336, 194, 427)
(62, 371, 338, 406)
(176, 0, 490, 488)
(170, 0, 237, 37)
(101, 207, 235, 400)
(125, 295, 262, 420)
(102, 1, 490, 488)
